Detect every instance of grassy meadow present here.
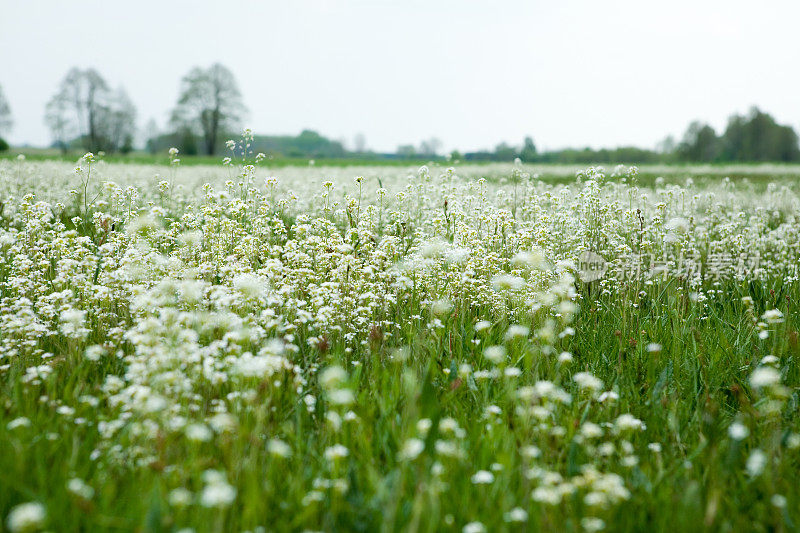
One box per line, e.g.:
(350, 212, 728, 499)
(0, 148, 799, 532)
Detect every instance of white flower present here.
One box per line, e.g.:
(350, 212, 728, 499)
(7, 417, 31, 430)
(67, 478, 94, 500)
(614, 414, 645, 432)
(475, 320, 491, 332)
(185, 423, 213, 442)
(470, 470, 494, 484)
(431, 299, 453, 316)
(581, 517, 606, 532)
(463, 522, 486, 533)
(771, 494, 787, 508)
(5, 502, 46, 533)
(761, 309, 784, 324)
(491, 273, 525, 291)
(750, 367, 780, 389)
(267, 438, 292, 457)
(573, 372, 603, 392)
(598, 390, 619, 403)
(504, 325, 530, 341)
(319, 366, 347, 390)
(328, 388, 355, 406)
(232, 273, 267, 299)
(512, 249, 548, 269)
(504, 507, 528, 523)
(200, 480, 236, 508)
(760, 355, 779, 366)
(399, 438, 425, 460)
(483, 345, 506, 364)
(746, 449, 767, 477)
(665, 217, 689, 234)
(59, 308, 87, 338)
(168, 488, 193, 507)
(324, 444, 349, 461)
(728, 421, 749, 441)
(580, 422, 603, 439)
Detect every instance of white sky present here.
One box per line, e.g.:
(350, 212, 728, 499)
(1, 0, 799, 153)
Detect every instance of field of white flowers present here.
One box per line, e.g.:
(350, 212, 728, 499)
(1, 144, 798, 532)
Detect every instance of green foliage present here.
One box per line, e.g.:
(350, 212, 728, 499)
(676, 108, 800, 163)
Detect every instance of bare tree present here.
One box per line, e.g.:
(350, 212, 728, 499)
(101, 87, 137, 153)
(170, 63, 246, 156)
(45, 96, 74, 154)
(0, 84, 12, 135)
(418, 137, 442, 157)
(45, 68, 137, 153)
(353, 132, 367, 153)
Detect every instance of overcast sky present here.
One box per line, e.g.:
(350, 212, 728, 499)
(1, 0, 799, 153)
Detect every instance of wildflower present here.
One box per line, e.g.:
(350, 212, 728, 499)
(648, 442, 662, 453)
(185, 423, 213, 442)
(431, 299, 453, 316)
(598, 390, 619, 403)
(749, 367, 780, 389)
(168, 488, 192, 508)
(7, 417, 31, 430)
(665, 217, 689, 234)
(504, 325, 530, 341)
(512, 249, 548, 270)
(319, 366, 347, 390)
(5, 502, 46, 533)
(761, 309, 784, 324)
(328, 389, 355, 406)
(581, 517, 606, 532)
(614, 414, 645, 432)
(573, 372, 603, 392)
(746, 449, 767, 477)
(470, 470, 494, 484)
(324, 444, 349, 461)
(267, 438, 292, 458)
(199, 474, 236, 508)
(581, 422, 603, 439)
(728, 421, 749, 440)
(399, 438, 425, 460)
(504, 508, 528, 523)
(67, 478, 94, 500)
(491, 274, 525, 291)
(483, 345, 506, 364)
(463, 522, 486, 533)
(475, 320, 491, 332)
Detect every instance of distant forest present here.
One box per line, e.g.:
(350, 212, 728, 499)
(1, 65, 798, 164)
(148, 106, 800, 165)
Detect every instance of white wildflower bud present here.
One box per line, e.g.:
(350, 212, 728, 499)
(5, 502, 46, 533)
(483, 345, 507, 364)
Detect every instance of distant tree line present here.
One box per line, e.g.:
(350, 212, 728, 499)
(457, 108, 799, 164)
(148, 129, 347, 159)
(4, 70, 800, 163)
(672, 108, 800, 162)
(0, 84, 14, 152)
